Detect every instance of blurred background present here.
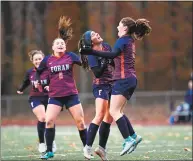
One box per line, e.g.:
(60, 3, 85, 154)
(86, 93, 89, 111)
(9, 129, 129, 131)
(1, 1, 192, 125)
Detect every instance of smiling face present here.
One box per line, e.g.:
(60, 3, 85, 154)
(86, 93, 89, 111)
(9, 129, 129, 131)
(52, 38, 66, 53)
(32, 53, 44, 68)
(90, 31, 103, 44)
(117, 21, 127, 37)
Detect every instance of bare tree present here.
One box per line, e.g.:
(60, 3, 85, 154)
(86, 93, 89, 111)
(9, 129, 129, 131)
(1, 1, 13, 94)
(29, 2, 50, 54)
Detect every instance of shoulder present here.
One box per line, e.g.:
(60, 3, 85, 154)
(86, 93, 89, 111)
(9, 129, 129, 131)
(27, 68, 34, 74)
(67, 52, 80, 60)
(102, 42, 112, 51)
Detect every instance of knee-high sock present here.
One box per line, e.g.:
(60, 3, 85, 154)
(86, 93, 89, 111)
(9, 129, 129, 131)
(45, 128, 55, 152)
(99, 121, 111, 149)
(116, 116, 130, 139)
(37, 121, 45, 143)
(79, 128, 87, 146)
(86, 123, 99, 146)
(123, 115, 135, 136)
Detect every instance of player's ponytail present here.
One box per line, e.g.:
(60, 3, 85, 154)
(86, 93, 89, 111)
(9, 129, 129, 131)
(121, 17, 152, 40)
(134, 18, 151, 40)
(58, 15, 73, 42)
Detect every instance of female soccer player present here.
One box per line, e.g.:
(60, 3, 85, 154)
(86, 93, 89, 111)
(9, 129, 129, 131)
(80, 17, 152, 156)
(79, 30, 114, 160)
(17, 50, 56, 154)
(35, 16, 87, 159)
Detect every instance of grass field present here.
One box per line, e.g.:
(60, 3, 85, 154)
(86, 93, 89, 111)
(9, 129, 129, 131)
(1, 125, 192, 160)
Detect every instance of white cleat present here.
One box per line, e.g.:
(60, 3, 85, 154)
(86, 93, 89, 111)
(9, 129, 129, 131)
(120, 136, 136, 156)
(95, 146, 108, 161)
(52, 140, 57, 153)
(38, 143, 46, 153)
(127, 134, 142, 154)
(83, 145, 94, 160)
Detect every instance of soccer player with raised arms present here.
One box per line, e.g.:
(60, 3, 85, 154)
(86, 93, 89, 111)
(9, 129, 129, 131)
(35, 16, 87, 159)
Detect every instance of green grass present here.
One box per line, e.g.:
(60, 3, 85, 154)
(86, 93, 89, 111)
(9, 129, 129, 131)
(1, 125, 192, 160)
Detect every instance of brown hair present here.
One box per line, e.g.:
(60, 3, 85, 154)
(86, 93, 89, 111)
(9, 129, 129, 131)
(78, 39, 90, 71)
(58, 15, 73, 42)
(121, 17, 152, 40)
(28, 50, 44, 61)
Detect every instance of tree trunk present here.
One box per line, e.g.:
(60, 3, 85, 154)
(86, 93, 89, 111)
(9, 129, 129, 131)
(1, 2, 13, 94)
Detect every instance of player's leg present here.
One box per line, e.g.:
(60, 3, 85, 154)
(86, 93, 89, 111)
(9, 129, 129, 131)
(95, 101, 113, 161)
(32, 104, 46, 153)
(66, 95, 87, 147)
(42, 98, 57, 153)
(41, 99, 62, 159)
(83, 98, 108, 159)
(109, 94, 135, 156)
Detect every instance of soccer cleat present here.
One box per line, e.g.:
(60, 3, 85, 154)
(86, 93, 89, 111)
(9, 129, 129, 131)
(52, 140, 57, 153)
(127, 134, 142, 154)
(120, 136, 136, 156)
(83, 145, 94, 160)
(38, 143, 46, 153)
(95, 146, 108, 161)
(40, 151, 54, 159)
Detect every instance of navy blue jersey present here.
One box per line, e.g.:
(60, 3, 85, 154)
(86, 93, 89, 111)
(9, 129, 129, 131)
(18, 68, 49, 96)
(88, 42, 114, 84)
(113, 36, 136, 80)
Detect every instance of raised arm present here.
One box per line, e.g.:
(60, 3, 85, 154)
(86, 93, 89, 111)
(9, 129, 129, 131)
(80, 48, 121, 59)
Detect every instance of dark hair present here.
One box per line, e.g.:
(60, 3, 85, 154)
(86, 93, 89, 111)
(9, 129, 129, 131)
(78, 31, 93, 71)
(78, 39, 90, 71)
(58, 15, 73, 42)
(28, 50, 44, 61)
(121, 17, 152, 40)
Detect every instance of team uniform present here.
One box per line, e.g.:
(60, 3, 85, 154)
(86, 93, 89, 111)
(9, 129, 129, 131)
(18, 67, 56, 154)
(37, 52, 81, 109)
(112, 36, 137, 100)
(88, 42, 114, 100)
(81, 35, 142, 156)
(37, 52, 87, 159)
(18, 68, 49, 109)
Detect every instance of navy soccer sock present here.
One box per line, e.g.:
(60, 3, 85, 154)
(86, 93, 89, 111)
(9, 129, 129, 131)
(123, 114, 135, 136)
(87, 123, 99, 146)
(99, 121, 111, 149)
(37, 121, 45, 143)
(116, 116, 130, 139)
(79, 128, 87, 146)
(45, 128, 55, 152)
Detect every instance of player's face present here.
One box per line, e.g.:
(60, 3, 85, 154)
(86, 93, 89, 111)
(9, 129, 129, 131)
(32, 53, 44, 68)
(52, 38, 66, 53)
(91, 31, 103, 44)
(117, 21, 127, 37)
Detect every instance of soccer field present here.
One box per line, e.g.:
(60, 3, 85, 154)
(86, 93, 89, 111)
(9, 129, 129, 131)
(1, 125, 192, 160)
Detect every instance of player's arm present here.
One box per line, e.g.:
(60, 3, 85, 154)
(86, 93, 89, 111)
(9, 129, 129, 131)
(91, 66, 106, 78)
(88, 55, 107, 78)
(80, 48, 121, 59)
(17, 71, 30, 94)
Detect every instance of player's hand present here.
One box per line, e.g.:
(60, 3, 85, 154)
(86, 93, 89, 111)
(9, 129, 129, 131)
(79, 47, 92, 55)
(34, 80, 40, 88)
(44, 86, 49, 91)
(17, 91, 23, 94)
